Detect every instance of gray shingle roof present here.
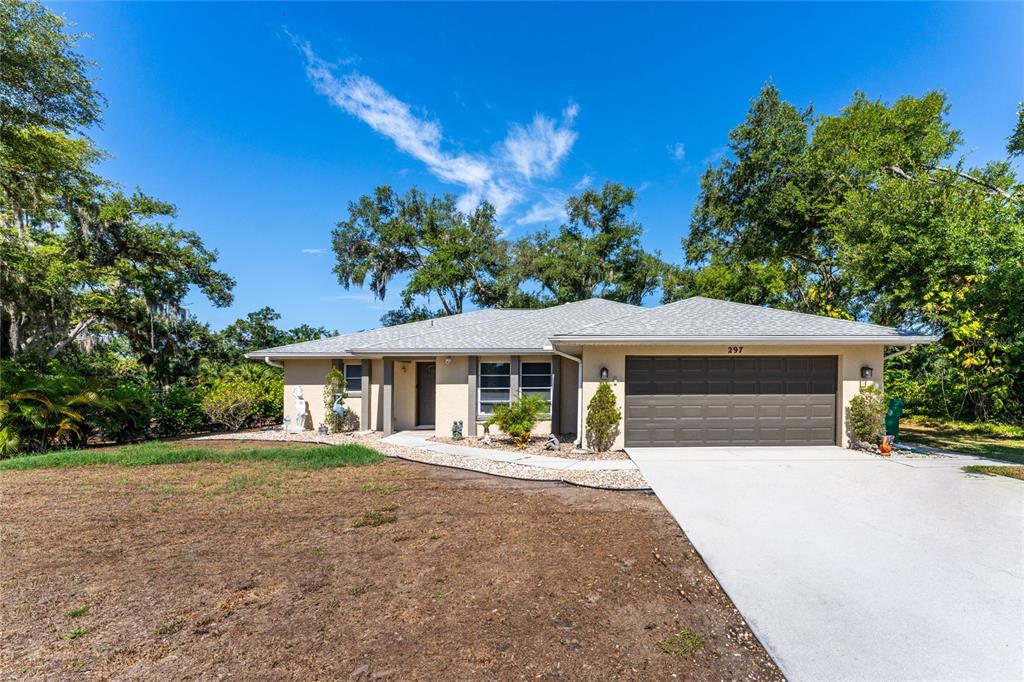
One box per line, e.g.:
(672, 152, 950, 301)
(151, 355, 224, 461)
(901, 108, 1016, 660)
(247, 308, 520, 356)
(551, 296, 934, 341)
(246, 296, 935, 358)
(352, 298, 642, 352)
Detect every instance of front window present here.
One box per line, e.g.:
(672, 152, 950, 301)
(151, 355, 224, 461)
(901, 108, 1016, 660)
(344, 364, 363, 393)
(521, 362, 552, 410)
(478, 362, 511, 415)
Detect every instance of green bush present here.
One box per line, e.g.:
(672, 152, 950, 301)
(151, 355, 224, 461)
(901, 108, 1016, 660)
(0, 364, 100, 455)
(201, 379, 263, 431)
(485, 394, 549, 445)
(198, 364, 282, 430)
(586, 381, 621, 452)
(323, 367, 347, 433)
(152, 383, 209, 437)
(849, 384, 886, 446)
(90, 382, 152, 444)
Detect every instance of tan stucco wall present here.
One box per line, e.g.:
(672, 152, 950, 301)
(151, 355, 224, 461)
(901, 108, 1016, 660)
(436, 356, 468, 435)
(283, 359, 330, 430)
(284, 359, 369, 430)
(579, 344, 885, 451)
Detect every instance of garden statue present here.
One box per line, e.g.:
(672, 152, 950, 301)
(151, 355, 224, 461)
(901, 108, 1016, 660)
(544, 434, 559, 451)
(333, 394, 346, 420)
(452, 420, 464, 440)
(292, 387, 307, 432)
(318, 423, 329, 436)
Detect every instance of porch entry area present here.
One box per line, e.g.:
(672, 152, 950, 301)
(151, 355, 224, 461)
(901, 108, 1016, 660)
(378, 355, 576, 438)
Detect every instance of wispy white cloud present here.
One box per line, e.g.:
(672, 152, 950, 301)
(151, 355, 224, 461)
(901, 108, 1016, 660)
(668, 142, 685, 160)
(574, 174, 592, 190)
(302, 248, 328, 254)
(501, 104, 578, 181)
(296, 40, 577, 219)
(515, 194, 566, 226)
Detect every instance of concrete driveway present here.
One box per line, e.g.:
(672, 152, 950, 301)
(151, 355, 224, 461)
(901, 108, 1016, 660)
(627, 446, 1024, 681)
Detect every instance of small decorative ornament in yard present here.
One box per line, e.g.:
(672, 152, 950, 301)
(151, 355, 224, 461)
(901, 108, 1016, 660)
(318, 423, 329, 436)
(291, 387, 308, 432)
(451, 420, 463, 440)
(283, 415, 291, 432)
(481, 426, 492, 446)
(878, 434, 894, 456)
(544, 433, 559, 451)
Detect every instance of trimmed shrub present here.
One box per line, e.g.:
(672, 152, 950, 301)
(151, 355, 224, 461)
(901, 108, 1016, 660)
(485, 394, 549, 445)
(586, 381, 621, 452)
(849, 384, 886, 446)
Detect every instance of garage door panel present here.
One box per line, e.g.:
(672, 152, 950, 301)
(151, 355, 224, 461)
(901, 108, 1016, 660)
(625, 356, 837, 447)
(732, 404, 757, 418)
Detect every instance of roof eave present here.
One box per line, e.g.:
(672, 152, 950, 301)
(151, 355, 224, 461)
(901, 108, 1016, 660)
(348, 347, 549, 356)
(548, 335, 941, 345)
(244, 351, 356, 360)
(245, 347, 555, 359)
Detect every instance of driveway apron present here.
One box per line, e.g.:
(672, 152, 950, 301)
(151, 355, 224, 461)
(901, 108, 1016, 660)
(627, 446, 1024, 681)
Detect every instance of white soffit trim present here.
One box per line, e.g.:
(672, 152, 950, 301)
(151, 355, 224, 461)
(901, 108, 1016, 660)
(548, 335, 941, 345)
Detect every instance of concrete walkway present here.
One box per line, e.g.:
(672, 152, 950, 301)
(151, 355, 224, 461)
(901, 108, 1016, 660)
(382, 431, 637, 471)
(629, 445, 1024, 682)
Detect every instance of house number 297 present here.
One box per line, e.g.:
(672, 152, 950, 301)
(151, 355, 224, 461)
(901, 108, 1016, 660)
(727, 346, 744, 354)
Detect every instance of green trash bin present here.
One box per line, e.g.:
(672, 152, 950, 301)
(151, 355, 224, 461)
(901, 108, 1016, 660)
(885, 398, 904, 442)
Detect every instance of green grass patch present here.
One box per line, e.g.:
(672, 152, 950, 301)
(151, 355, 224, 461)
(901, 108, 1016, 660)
(61, 627, 88, 640)
(66, 606, 89, 619)
(155, 619, 185, 636)
(0, 441, 384, 471)
(659, 626, 704, 657)
(902, 419, 1024, 465)
(353, 507, 398, 528)
(962, 465, 1024, 481)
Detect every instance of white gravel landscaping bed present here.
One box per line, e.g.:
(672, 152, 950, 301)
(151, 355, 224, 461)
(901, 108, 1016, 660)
(190, 430, 650, 491)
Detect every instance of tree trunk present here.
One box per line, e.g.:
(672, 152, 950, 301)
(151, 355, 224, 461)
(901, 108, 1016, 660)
(47, 317, 97, 359)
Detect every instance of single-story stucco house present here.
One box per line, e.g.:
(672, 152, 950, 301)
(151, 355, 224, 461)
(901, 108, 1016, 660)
(246, 297, 938, 450)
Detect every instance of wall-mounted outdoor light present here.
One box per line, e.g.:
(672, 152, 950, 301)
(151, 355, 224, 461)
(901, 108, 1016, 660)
(600, 367, 609, 380)
(860, 366, 874, 379)
(444, 356, 452, 365)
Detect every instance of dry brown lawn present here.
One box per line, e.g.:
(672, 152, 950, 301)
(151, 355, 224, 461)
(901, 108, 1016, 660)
(1, 441, 782, 680)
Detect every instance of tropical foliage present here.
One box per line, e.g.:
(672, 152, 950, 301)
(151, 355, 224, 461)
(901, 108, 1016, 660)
(0, 2, 329, 456)
(485, 394, 549, 445)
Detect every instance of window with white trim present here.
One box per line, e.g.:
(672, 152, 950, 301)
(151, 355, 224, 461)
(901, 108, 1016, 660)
(478, 362, 511, 415)
(344, 363, 363, 394)
(521, 361, 553, 411)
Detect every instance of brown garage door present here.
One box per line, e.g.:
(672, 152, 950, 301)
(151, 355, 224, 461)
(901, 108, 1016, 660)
(625, 356, 837, 447)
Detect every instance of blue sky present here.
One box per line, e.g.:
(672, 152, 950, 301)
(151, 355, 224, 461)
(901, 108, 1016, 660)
(52, 2, 1024, 334)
